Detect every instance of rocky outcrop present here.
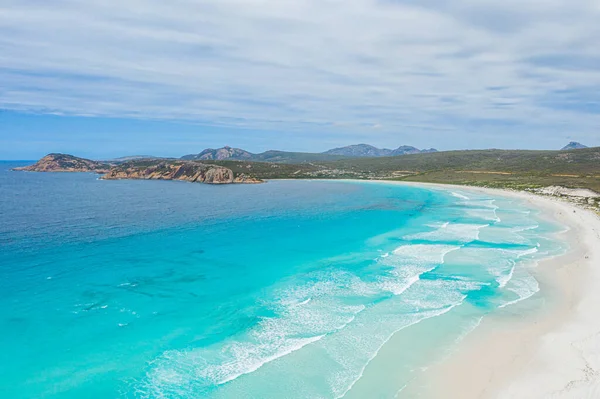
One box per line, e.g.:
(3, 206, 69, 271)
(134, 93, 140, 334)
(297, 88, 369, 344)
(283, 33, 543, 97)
(233, 173, 263, 184)
(13, 153, 110, 173)
(100, 161, 262, 184)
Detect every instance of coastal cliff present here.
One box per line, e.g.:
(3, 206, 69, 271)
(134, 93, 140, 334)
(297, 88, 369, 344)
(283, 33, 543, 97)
(102, 160, 261, 184)
(14, 154, 263, 184)
(13, 153, 111, 173)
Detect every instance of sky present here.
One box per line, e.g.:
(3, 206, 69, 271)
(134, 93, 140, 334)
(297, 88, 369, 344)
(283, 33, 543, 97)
(1, 0, 599, 159)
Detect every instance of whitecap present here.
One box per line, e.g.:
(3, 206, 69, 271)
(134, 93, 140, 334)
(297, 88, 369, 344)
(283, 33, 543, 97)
(216, 334, 327, 385)
(404, 223, 489, 243)
(499, 273, 540, 309)
(514, 247, 539, 258)
(465, 207, 501, 223)
(497, 263, 516, 288)
(137, 273, 369, 396)
(377, 244, 461, 295)
(513, 224, 539, 233)
(295, 298, 311, 306)
(451, 192, 470, 200)
(333, 300, 466, 399)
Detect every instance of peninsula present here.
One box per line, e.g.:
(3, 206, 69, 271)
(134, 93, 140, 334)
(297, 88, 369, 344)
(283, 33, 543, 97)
(14, 153, 262, 184)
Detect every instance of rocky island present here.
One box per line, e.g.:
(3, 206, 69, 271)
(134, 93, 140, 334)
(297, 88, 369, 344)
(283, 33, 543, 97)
(14, 154, 263, 184)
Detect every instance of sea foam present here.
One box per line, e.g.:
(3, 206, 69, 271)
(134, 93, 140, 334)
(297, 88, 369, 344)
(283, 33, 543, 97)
(377, 244, 460, 295)
(404, 223, 489, 243)
(129, 183, 558, 399)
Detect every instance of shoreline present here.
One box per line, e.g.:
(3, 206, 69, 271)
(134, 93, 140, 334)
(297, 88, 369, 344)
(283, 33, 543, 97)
(363, 180, 600, 398)
(6, 169, 600, 396)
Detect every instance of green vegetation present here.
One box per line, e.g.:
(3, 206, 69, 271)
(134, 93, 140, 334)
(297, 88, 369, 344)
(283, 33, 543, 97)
(205, 147, 600, 193)
(400, 171, 600, 192)
(247, 150, 349, 163)
(195, 159, 321, 179)
(327, 148, 600, 175)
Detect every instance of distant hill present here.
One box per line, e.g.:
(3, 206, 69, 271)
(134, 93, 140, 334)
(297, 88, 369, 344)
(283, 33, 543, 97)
(323, 144, 392, 157)
(561, 142, 588, 150)
(181, 146, 253, 161)
(182, 144, 437, 163)
(392, 145, 438, 155)
(108, 155, 163, 162)
(246, 150, 347, 163)
(182, 147, 346, 163)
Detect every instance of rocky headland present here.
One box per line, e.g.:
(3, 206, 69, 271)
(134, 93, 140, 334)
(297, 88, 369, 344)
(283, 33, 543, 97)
(13, 153, 111, 173)
(14, 154, 263, 184)
(102, 160, 262, 184)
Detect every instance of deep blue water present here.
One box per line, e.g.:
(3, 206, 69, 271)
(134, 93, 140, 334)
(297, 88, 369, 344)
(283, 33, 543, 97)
(0, 162, 565, 398)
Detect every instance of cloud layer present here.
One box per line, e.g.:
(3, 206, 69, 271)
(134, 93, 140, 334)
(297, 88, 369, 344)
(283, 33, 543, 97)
(1, 0, 599, 148)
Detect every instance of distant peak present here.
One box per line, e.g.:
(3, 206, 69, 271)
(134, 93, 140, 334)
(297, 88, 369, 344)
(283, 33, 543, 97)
(561, 142, 588, 150)
(323, 144, 391, 157)
(181, 146, 253, 161)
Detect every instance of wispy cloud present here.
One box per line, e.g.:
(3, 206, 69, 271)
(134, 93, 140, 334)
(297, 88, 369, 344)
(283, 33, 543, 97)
(1, 0, 599, 147)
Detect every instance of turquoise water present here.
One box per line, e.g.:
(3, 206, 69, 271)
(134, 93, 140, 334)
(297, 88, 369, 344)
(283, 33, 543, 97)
(0, 162, 565, 398)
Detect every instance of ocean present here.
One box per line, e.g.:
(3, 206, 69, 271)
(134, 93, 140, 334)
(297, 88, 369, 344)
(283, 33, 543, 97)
(0, 161, 566, 398)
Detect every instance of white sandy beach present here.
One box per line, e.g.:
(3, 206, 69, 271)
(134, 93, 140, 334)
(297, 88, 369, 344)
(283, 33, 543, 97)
(389, 183, 600, 399)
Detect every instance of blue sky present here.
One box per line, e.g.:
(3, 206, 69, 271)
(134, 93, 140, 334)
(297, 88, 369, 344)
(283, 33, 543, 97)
(1, 0, 599, 159)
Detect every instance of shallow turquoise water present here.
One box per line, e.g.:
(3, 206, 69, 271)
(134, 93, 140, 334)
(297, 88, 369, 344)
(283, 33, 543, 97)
(0, 163, 565, 398)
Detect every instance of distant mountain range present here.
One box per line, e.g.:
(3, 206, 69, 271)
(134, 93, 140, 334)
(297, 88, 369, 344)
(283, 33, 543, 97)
(561, 142, 588, 150)
(35, 142, 589, 166)
(324, 144, 437, 157)
(105, 155, 162, 162)
(181, 144, 438, 163)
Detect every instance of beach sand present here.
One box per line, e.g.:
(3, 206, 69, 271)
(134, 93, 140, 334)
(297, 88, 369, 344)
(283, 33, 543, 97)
(391, 183, 600, 399)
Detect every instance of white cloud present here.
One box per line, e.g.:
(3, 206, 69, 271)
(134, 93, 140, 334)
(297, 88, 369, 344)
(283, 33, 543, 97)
(0, 0, 599, 147)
